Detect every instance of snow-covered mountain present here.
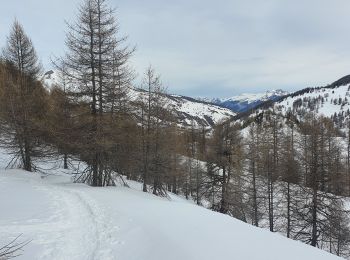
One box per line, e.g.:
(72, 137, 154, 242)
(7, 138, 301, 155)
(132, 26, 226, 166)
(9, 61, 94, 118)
(41, 69, 350, 129)
(41, 70, 236, 128)
(205, 89, 289, 113)
(127, 88, 236, 127)
(270, 75, 350, 128)
(168, 95, 236, 127)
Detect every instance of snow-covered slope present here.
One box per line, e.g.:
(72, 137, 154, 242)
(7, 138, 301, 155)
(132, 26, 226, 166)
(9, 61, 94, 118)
(127, 88, 236, 127)
(0, 168, 341, 260)
(167, 95, 236, 127)
(272, 79, 350, 128)
(276, 85, 349, 117)
(41, 70, 236, 127)
(203, 89, 288, 113)
(128, 88, 236, 127)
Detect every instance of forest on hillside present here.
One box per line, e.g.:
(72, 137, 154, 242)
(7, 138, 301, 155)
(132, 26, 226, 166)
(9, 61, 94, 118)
(0, 0, 350, 259)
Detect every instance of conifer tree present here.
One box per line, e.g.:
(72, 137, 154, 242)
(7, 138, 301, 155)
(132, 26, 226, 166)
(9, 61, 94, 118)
(0, 20, 44, 172)
(58, 0, 134, 186)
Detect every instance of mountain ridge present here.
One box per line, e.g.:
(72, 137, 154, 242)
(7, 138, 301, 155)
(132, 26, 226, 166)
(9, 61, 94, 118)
(41, 70, 236, 128)
(199, 89, 289, 113)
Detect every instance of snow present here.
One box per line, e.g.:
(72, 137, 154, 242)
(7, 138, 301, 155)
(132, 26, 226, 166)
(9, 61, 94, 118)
(198, 89, 289, 113)
(127, 87, 236, 127)
(40, 70, 59, 90)
(41, 70, 236, 127)
(171, 97, 235, 124)
(276, 85, 350, 118)
(218, 89, 288, 104)
(0, 155, 341, 259)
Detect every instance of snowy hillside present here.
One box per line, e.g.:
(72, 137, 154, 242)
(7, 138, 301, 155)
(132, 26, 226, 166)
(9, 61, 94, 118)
(217, 89, 288, 112)
(166, 95, 236, 127)
(41, 70, 236, 127)
(273, 82, 350, 128)
(128, 88, 235, 127)
(219, 89, 289, 104)
(202, 89, 288, 113)
(201, 90, 288, 113)
(0, 169, 341, 259)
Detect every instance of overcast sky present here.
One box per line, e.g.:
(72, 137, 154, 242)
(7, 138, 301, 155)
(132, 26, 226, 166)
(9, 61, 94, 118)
(1, 0, 350, 98)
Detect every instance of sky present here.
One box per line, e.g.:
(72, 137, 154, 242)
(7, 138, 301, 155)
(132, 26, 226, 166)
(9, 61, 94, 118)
(1, 0, 350, 98)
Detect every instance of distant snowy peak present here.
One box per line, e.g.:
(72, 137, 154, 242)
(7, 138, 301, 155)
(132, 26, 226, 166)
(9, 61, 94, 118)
(221, 89, 289, 103)
(201, 89, 289, 113)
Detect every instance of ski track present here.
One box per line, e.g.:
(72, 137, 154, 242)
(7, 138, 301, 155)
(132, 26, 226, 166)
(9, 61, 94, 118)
(0, 176, 118, 260)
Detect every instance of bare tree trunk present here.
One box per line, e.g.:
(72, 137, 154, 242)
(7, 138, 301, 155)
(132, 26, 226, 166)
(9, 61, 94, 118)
(220, 165, 227, 213)
(23, 138, 32, 171)
(252, 161, 258, 227)
(311, 186, 318, 247)
(64, 153, 68, 169)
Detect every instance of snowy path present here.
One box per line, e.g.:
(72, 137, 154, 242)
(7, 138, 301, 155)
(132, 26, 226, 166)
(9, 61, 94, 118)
(0, 169, 342, 260)
(43, 185, 118, 260)
(0, 171, 118, 260)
